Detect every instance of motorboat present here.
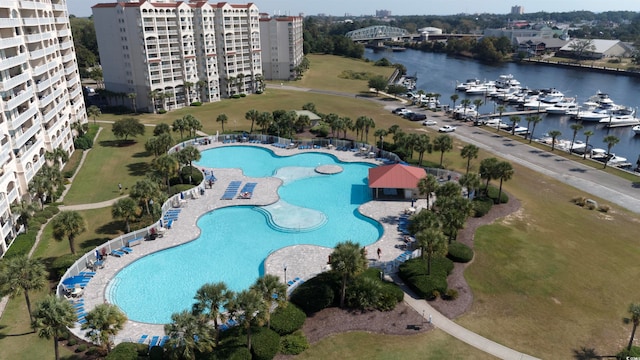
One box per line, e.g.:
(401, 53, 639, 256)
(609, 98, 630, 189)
(456, 78, 480, 91)
(483, 118, 509, 129)
(466, 82, 495, 95)
(633, 125, 640, 135)
(495, 74, 521, 89)
(598, 113, 640, 128)
(537, 88, 565, 104)
(546, 101, 579, 115)
(590, 148, 628, 166)
(452, 104, 477, 119)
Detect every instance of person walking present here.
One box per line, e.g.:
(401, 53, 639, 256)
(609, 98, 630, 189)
(377, 247, 382, 260)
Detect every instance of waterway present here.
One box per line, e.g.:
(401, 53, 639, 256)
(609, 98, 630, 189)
(365, 49, 640, 165)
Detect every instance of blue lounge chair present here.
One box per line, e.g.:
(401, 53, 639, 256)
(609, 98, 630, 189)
(120, 246, 133, 254)
(148, 335, 160, 347)
(110, 249, 125, 257)
(138, 334, 149, 344)
(78, 318, 87, 324)
(78, 272, 96, 277)
(166, 219, 174, 229)
(159, 335, 170, 346)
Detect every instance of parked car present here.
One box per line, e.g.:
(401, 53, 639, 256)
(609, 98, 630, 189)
(438, 125, 456, 133)
(401, 110, 415, 118)
(422, 119, 438, 126)
(397, 109, 412, 116)
(407, 113, 427, 121)
(392, 107, 406, 114)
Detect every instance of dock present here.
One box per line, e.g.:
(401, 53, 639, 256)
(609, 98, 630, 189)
(479, 109, 546, 119)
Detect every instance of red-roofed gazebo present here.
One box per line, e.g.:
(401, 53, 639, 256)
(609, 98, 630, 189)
(368, 164, 427, 199)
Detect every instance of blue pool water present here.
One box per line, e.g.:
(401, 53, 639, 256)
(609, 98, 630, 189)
(108, 146, 383, 324)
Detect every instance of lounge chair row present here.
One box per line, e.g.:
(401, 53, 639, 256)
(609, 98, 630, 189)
(287, 277, 304, 287)
(138, 334, 170, 348)
(238, 182, 257, 199)
(222, 139, 237, 144)
(110, 246, 133, 257)
(219, 319, 239, 332)
(221, 180, 242, 200)
(395, 250, 414, 263)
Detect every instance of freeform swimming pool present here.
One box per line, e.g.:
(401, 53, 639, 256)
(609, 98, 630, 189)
(108, 146, 383, 324)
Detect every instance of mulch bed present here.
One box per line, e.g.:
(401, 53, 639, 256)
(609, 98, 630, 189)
(286, 198, 521, 347)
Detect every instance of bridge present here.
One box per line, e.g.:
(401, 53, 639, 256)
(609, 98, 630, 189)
(345, 25, 410, 41)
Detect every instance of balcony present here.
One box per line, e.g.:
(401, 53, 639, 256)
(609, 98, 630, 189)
(2, 219, 12, 239)
(0, 36, 22, 50)
(55, 17, 67, 24)
(19, 0, 48, 9)
(39, 91, 54, 108)
(22, 18, 40, 26)
(57, 28, 70, 37)
(6, 87, 34, 109)
(43, 106, 56, 123)
(58, 40, 73, 50)
(0, 53, 28, 72)
(69, 86, 81, 99)
(10, 106, 38, 130)
(7, 187, 18, 204)
(61, 52, 74, 63)
(0, 72, 29, 92)
(0, 169, 14, 191)
(66, 76, 79, 87)
(0, 196, 8, 219)
(52, 3, 66, 11)
(14, 126, 41, 153)
(0, 18, 21, 28)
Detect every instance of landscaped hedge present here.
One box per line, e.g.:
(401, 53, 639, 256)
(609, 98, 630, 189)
(290, 272, 338, 314)
(149, 345, 164, 360)
(471, 197, 493, 217)
(486, 185, 509, 204)
(229, 347, 252, 360)
(279, 330, 309, 355)
(352, 268, 404, 311)
(190, 101, 202, 106)
(447, 242, 474, 263)
(3, 232, 36, 258)
(74, 135, 93, 150)
(398, 257, 454, 300)
(251, 327, 280, 360)
(105, 342, 138, 360)
(270, 303, 306, 335)
(51, 254, 80, 278)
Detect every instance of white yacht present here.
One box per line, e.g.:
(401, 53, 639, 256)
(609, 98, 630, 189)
(632, 125, 640, 135)
(598, 112, 640, 128)
(495, 74, 521, 89)
(456, 78, 480, 91)
(546, 101, 579, 115)
(466, 82, 496, 95)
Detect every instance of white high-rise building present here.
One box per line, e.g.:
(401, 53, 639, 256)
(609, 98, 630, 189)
(259, 14, 304, 81)
(92, 1, 262, 112)
(0, 0, 86, 256)
(511, 5, 524, 15)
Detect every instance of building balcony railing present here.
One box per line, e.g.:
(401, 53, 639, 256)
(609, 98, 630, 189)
(0, 71, 28, 92)
(59, 40, 73, 51)
(69, 86, 81, 99)
(6, 86, 33, 109)
(21, 18, 41, 26)
(0, 53, 27, 73)
(11, 106, 38, 130)
(1, 219, 12, 239)
(0, 196, 8, 220)
(66, 75, 79, 87)
(0, 18, 21, 28)
(0, 36, 22, 50)
(7, 187, 18, 204)
(61, 52, 75, 63)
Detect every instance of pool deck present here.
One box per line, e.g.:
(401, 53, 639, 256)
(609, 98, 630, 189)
(71, 142, 428, 345)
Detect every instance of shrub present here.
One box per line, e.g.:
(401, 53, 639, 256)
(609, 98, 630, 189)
(3, 233, 35, 258)
(399, 258, 452, 300)
(240, 93, 246, 97)
(51, 254, 80, 278)
(68, 337, 77, 346)
(178, 165, 203, 185)
(407, 274, 448, 300)
(76, 344, 87, 353)
(586, 202, 597, 210)
(487, 185, 509, 204)
(280, 331, 309, 355)
(256, 90, 263, 94)
(251, 327, 280, 360)
(74, 135, 93, 150)
(616, 346, 640, 359)
(149, 346, 164, 360)
(471, 197, 493, 217)
(346, 276, 383, 310)
(32, 216, 47, 225)
(290, 274, 335, 315)
(447, 242, 474, 263)
(86, 346, 104, 356)
(271, 303, 306, 335)
(598, 204, 610, 213)
(229, 347, 252, 360)
(190, 101, 202, 106)
(158, 109, 167, 114)
(443, 288, 459, 300)
(41, 206, 60, 218)
(63, 170, 74, 178)
(231, 94, 241, 99)
(572, 196, 587, 206)
(105, 343, 138, 359)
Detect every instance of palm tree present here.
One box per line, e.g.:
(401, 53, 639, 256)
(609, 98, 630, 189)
(111, 197, 138, 233)
(0, 256, 47, 325)
(192, 282, 234, 345)
(473, 99, 483, 124)
(178, 146, 201, 183)
(458, 172, 482, 199)
(417, 174, 438, 209)
(362, 117, 375, 143)
(583, 130, 594, 160)
(450, 93, 459, 109)
(257, 111, 273, 134)
(183, 81, 194, 105)
(625, 303, 640, 351)
(433, 134, 453, 167)
(548, 130, 562, 151)
(414, 134, 431, 167)
(165, 310, 214, 360)
(479, 157, 499, 193)
(374, 129, 387, 151)
(29, 173, 52, 209)
(45, 148, 69, 167)
(435, 181, 462, 199)
(569, 123, 584, 153)
(196, 79, 207, 101)
(11, 199, 37, 232)
(460, 144, 479, 174)
(528, 115, 543, 143)
(436, 197, 472, 242)
(127, 93, 137, 113)
(32, 295, 77, 360)
(245, 109, 260, 134)
(408, 208, 440, 236)
(87, 105, 102, 125)
(460, 98, 471, 119)
(250, 274, 287, 329)
(496, 105, 506, 132)
(404, 133, 419, 159)
(495, 161, 514, 204)
(228, 289, 266, 351)
(509, 115, 521, 135)
(341, 116, 353, 138)
(153, 154, 179, 193)
(52, 211, 87, 255)
(172, 117, 187, 139)
(330, 241, 368, 308)
(148, 89, 160, 114)
(415, 228, 448, 276)
(82, 304, 127, 353)
(216, 113, 228, 132)
(602, 135, 620, 169)
(130, 179, 160, 215)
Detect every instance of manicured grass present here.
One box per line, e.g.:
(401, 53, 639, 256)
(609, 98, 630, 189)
(296, 330, 496, 360)
(458, 161, 640, 358)
(62, 128, 155, 205)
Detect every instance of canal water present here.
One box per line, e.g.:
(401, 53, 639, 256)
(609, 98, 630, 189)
(365, 49, 640, 165)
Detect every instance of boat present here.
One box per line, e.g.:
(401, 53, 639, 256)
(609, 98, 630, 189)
(483, 118, 509, 129)
(546, 101, 579, 115)
(455, 78, 480, 91)
(495, 74, 521, 89)
(633, 125, 640, 135)
(466, 82, 495, 95)
(538, 88, 565, 104)
(570, 91, 626, 121)
(590, 148, 628, 166)
(452, 104, 477, 119)
(598, 113, 640, 128)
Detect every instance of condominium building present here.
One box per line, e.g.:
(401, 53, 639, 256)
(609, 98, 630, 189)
(511, 5, 524, 15)
(92, 0, 262, 112)
(259, 13, 303, 81)
(0, 0, 86, 256)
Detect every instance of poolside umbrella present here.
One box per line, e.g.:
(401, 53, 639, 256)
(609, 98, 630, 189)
(95, 249, 100, 260)
(180, 192, 184, 200)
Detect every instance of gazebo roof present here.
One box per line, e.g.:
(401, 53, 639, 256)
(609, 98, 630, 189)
(368, 164, 426, 189)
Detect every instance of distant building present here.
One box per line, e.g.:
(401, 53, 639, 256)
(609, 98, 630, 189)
(259, 14, 304, 81)
(516, 37, 570, 56)
(557, 39, 633, 59)
(376, 9, 391, 18)
(511, 5, 524, 15)
(92, 0, 262, 112)
(484, 25, 564, 46)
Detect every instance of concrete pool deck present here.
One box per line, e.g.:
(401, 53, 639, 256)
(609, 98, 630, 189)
(71, 142, 426, 345)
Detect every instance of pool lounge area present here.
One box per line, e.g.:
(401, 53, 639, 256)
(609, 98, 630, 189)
(67, 141, 428, 344)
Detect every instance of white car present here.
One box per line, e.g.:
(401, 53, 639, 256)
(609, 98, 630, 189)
(438, 125, 456, 133)
(422, 120, 437, 126)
